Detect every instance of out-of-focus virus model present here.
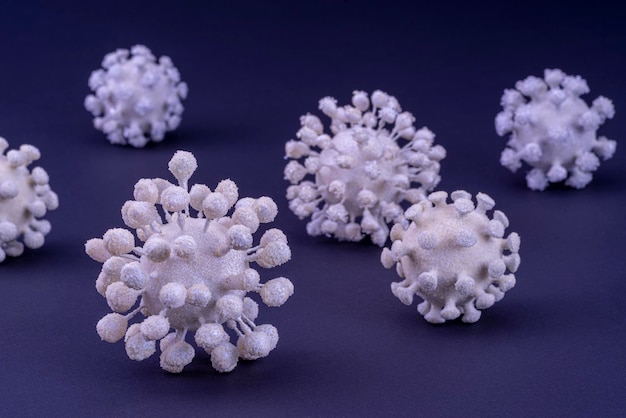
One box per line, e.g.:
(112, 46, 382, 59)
(0, 138, 58, 263)
(86, 151, 294, 373)
(381, 190, 520, 324)
(496, 69, 616, 190)
(84, 45, 188, 148)
(285, 90, 446, 246)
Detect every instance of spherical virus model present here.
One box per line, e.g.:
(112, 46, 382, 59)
(84, 45, 188, 148)
(0, 138, 58, 263)
(496, 68, 616, 190)
(86, 151, 294, 373)
(285, 90, 446, 247)
(381, 190, 520, 324)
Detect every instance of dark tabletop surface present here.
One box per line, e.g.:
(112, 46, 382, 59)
(1, 1, 624, 416)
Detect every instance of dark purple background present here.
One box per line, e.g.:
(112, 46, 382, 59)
(1, 1, 625, 416)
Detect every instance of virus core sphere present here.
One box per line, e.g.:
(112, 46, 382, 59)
(87, 151, 294, 373)
(0, 138, 58, 263)
(285, 90, 446, 247)
(381, 191, 520, 324)
(84, 45, 188, 148)
(496, 69, 616, 190)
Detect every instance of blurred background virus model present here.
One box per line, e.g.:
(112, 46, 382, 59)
(496, 68, 616, 190)
(381, 191, 520, 324)
(84, 45, 188, 148)
(0, 138, 58, 263)
(285, 90, 446, 246)
(87, 151, 294, 373)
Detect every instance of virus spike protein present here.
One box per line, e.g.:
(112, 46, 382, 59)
(85, 45, 188, 148)
(87, 151, 294, 373)
(381, 190, 520, 324)
(285, 90, 446, 247)
(496, 69, 616, 190)
(0, 138, 59, 262)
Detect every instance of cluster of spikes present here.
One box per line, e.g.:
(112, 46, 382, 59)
(86, 151, 294, 373)
(496, 68, 616, 190)
(381, 190, 520, 323)
(0, 138, 58, 262)
(84, 44, 188, 147)
(285, 90, 446, 246)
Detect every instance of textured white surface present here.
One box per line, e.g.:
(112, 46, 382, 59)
(85, 45, 188, 147)
(87, 151, 294, 373)
(0, 138, 58, 262)
(496, 69, 616, 190)
(285, 90, 446, 246)
(381, 190, 520, 323)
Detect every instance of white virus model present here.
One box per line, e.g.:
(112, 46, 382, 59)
(496, 68, 616, 190)
(86, 151, 294, 373)
(84, 45, 188, 148)
(381, 190, 520, 324)
(0, 138, 58, 262)
(285, 90, 446, 247)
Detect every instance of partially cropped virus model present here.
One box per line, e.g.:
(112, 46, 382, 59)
(496, 69, 616, 190)
(285, 90, 446, 246)
(381, 191, 520, 324)
(0, 138, 58, 262)
(84, 45, 188, 148)
(86, 151, 294, 373)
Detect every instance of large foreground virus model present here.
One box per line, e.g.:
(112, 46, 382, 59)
(84, 45, 188, 148)
(381, 191, 520, 324)
(0, 138, 58, 263)
(285, 90, 446, 246)
(86, 151, 294, 373)
(496, 69, 616, 190)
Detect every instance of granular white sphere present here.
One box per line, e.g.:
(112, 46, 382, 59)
(84, 45, 188, 148)
(285, 90, 446, 246)
(381, 190, 520, 324)
(0, 138, 58, 262)
(87, 150, 294, 373)
(496, 69, 616, 190)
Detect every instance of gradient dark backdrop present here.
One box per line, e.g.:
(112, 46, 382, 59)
(1, 1, 625, 416)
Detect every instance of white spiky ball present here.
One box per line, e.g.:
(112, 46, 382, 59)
(0, 138, 58, 262)
(381, 190, 520, 323)
(84, 45, 188, 148)
(87, 151, 294, 373)
(285, 90, 446, 246)
(496, 68, 616, 190)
